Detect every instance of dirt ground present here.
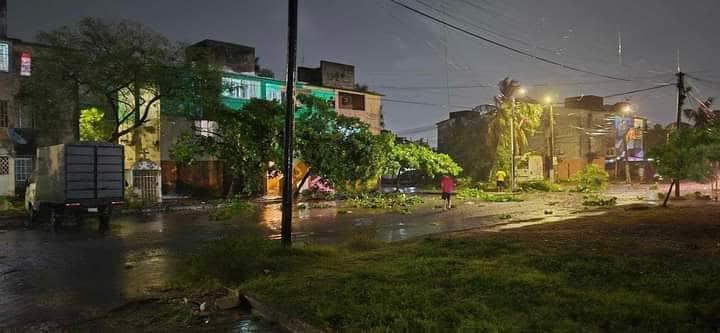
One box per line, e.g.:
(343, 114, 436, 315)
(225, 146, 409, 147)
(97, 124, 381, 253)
(454, 199, 720, 258)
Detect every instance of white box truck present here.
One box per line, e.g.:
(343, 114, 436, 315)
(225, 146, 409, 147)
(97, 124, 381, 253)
(24, 143, 125, 229)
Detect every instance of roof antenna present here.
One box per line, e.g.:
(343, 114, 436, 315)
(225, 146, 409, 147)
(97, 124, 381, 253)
(617, 25, 622, 66)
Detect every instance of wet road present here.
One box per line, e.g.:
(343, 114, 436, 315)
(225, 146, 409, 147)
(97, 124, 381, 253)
(0, 198, 513, 330)
(0, 186, 674, 330)
(0, 212, 266, 330)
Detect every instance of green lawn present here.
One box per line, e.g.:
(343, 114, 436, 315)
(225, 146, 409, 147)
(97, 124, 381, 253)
(178, 205, 720, 332)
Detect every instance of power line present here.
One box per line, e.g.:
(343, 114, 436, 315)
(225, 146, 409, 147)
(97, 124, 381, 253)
(381, 97, 476, 109)
(686, 74, 720, 86)
(389, 0, 632, 82)
(602, 84, 674, 99)
(373, 79, 647, 91)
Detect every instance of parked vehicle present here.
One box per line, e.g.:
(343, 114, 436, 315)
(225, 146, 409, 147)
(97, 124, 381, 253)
(24, 143, 125, 229)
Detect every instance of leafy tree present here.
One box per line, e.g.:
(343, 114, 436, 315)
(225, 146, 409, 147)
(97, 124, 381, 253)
(16, 44, 82, 142)
(650, 127, 716, 205)
(294, 94, 391, 193)
(386, 141, 462, 190)
(489, 77, 544, 179)
(20, 18, 222, 152)
(171, 99, 284, 197)
(79, 108, 114, 141)
(254, 57, 275, 78)
(645, 123, 669, 150)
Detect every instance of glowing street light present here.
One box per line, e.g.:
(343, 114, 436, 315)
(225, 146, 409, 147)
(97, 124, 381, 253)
(517, 87, 527, 96)
(543, 95, 553, 105)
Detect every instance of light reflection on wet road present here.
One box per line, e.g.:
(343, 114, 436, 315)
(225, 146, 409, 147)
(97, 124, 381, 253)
(1, 188, 657, 330)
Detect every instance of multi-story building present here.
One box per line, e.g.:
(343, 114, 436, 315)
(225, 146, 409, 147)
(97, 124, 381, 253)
(436, 106, 497, 181)
(0, 1, 74, 197)
(437, 95, 647, 182)
(149, 40, 383, 197)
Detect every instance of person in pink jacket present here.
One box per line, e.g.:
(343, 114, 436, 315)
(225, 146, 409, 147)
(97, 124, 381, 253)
(440, 175, 455, 210)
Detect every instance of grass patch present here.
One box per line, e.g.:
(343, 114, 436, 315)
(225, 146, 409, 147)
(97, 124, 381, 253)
(457, 188, 523, 202)
(344, 193, 423, 214)
(208, 199, 256, 221)
(232, 237, 720, 331)
(175, 235, 336, 288)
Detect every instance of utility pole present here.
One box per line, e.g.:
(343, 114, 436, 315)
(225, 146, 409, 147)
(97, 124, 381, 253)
(674, 71, 686, 198)
(281, 0, 298, 246)
(510, 97, 516, 192)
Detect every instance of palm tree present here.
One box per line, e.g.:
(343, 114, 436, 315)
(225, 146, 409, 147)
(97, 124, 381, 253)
(487, 77, 543, 178)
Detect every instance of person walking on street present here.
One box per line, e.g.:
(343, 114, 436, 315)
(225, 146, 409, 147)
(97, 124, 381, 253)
(440, 175, 455, 210)
(495, 170, 508, 192)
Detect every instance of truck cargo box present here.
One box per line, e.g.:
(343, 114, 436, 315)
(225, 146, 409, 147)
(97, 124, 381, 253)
(36, 143, 124, 204)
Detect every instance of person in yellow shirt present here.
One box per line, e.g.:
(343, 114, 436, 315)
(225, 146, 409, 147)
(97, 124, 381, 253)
(495, 170, 507, 192)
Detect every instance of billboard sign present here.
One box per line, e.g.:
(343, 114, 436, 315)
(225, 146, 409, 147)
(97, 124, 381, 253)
(614, 115, 645, 161)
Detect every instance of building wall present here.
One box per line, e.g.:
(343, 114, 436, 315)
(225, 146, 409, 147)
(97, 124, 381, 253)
(0, 39, 75, 196)
(528, 106, 612, 180)
(334, 88, 383, 134)
(118, 88, 162, 168)
(436, 110, 496, 181)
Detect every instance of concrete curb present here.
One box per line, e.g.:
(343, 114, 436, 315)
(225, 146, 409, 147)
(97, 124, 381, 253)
(244, 295, 324, 333)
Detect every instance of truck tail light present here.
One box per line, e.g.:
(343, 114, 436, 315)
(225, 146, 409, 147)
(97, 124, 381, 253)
(65, 203, 81, 208)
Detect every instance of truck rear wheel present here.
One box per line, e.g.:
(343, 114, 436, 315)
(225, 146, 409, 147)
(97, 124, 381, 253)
(26, 204, 36, 228)
(98, 205, 111, 233)
(50, 209, 61, 230)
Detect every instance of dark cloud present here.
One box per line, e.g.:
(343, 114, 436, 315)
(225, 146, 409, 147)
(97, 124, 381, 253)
(10, 0, 720, 145)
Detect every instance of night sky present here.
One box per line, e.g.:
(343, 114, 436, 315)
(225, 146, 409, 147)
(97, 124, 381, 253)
(11, 0, 720, 146)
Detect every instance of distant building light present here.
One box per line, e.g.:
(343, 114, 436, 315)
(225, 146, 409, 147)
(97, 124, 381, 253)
(20, 52, 31, 76)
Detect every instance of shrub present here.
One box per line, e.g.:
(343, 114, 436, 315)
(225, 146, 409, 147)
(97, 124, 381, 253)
(519, 180, 561, 192)
(456, 188, 523, 202)
(208, 198, 256, 221)
(572, 164, 609, 192)
(300, 187, 335, 201)
(124, 187, 145, 210)
(345, 193, 423, 214)
(582, 194, 617, 206)
(345, 226, 383, 251)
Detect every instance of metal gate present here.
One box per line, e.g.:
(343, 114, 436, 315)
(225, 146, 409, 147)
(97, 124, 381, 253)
(133, 170, 160, 204)
(14, 156, 33, 197)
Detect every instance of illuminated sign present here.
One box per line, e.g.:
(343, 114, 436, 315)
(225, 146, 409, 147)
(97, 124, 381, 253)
(614, 115, 645, 161)
(20, 52, 31, 76)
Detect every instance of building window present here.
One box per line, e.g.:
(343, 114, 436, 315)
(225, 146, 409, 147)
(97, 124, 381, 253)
(0, 156, 9, 175)
(14, 157, 32, 183)
(222, 77, 261, 99)
(265, 84, 282, 102)
(0, 43, 8, 72)
(338, 92, 365, 111)
(633, 118, 644, 129)
(194, 120, 219, 137)
(0, 101, 8, 127)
